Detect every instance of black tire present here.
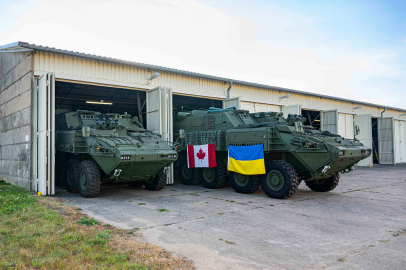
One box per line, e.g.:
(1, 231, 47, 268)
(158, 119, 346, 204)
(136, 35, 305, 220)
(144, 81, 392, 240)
(66, 159, 80, 193)
(229, 172, 260, 194)
(260, 160, 299, 199)
(78, 160, 101, 198)
(178, 159, 199, 185)
(129, 181, 144, 188)
(305, 173, 340, 192)
(144, 171, 167, 191)
(199, 161, 227, 189)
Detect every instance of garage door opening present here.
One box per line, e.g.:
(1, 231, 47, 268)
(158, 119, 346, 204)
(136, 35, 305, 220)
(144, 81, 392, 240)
(301, 109, 321, 130)
(53, 81, 147, 191)
(372, 118, 379, 164)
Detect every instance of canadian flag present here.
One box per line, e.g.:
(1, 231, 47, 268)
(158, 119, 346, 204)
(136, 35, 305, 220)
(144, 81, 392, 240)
(187, 144, 217, 168)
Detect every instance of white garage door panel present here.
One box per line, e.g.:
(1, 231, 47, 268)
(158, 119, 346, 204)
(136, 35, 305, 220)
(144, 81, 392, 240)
(146, 86, 161, 134)
(241, 102, 280, 113)
(223, 97, 240, 109)
(354, 114, 372, 167)
(241, 102, 255, 112)
(321, 110, 338, 134)
(37, 73, 55, 195)
(146, 86, 174, 184)
(394, 120, 406, 163)
(282, 104, 301, 116)
(378, 117, 394, 164)
(338, 113, 354, 139)
(255, 104, 280, 113)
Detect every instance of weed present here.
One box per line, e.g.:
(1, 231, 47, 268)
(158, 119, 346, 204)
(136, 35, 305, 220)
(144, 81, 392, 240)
(157, 209, 170, 212)
(170, 189, 177, 191)
(76, 216, 100, 226)
(219, 239, 236, 245)
(189, 193, 200, 196)
(128, 200, 133, 202)
(138, 203, 146, 205)
(217, 213, 224, 215)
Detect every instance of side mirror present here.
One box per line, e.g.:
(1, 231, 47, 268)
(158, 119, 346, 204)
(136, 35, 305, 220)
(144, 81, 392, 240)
(179, 129, 186, 139)
(82, 126, 90, 137)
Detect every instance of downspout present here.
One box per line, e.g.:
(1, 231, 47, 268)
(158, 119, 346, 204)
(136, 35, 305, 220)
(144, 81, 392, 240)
(381, 107, 386, 118)
(226, 81, 233, 99)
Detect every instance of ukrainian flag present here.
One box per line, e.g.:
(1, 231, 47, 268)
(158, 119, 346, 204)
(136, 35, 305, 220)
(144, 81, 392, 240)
(228, 145, 266, 175)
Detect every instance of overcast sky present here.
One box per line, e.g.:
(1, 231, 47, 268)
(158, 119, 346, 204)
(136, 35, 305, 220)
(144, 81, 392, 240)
(1, 0, 405, 108)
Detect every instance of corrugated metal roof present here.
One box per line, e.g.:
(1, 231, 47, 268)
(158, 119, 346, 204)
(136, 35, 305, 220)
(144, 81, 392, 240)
(2, 41, 405, 113)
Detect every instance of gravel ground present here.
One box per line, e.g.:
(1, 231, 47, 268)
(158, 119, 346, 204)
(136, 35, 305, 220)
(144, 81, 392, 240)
(58, 164, 406, 270)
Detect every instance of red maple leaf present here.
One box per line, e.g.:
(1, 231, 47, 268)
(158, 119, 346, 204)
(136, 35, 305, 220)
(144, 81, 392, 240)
(196, 148, 206, 162)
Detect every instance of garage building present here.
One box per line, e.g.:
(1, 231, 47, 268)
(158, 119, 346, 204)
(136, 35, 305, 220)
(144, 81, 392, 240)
(1, 42, 405, 194)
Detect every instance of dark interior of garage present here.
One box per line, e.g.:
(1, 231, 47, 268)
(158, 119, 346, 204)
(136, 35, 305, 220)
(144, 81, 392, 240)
(372, 118, 379, 164)
(54, 82, 222, 189)
(301, 109, 321, 130)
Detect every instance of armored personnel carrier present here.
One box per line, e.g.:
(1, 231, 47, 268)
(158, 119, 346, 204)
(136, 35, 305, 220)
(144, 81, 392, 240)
(173, 107, 370, 199)
(56, 110, 178, 198)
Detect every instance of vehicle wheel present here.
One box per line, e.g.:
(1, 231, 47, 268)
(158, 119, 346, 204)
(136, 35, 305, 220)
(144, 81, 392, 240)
(144, 171, 167, 191)
(66, 159, 80, 193)
(178, 159, 199, 185)
(78, 160, 101, 198)
(129, 181, 144, 188)
(199, 161, 227, 189)
(305, 173, 340, 192)
(260, 160, 299, 199)
(229, 172, 260, 194)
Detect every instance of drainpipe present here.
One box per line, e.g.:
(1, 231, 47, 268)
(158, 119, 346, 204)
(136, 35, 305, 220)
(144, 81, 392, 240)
(226, 81, 233, 99)
(381, 107, 386, 118)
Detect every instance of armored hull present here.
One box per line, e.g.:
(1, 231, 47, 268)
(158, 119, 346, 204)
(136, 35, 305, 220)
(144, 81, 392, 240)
(56, 110, 177, 197)
(174, 108, 370, 199)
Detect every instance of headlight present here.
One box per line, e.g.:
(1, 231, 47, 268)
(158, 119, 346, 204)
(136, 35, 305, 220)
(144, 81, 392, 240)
(339, 150, 345, 156)
(168, 154, 177, 159)
(121, 155, 131, 160)
(361, 149, 371, 155)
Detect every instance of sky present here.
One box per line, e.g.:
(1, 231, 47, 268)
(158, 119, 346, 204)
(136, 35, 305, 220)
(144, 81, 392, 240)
(0, 0, 405, 108)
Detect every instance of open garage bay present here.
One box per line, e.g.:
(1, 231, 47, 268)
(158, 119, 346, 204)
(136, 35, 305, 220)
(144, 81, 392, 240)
(58, 165, 406, 270)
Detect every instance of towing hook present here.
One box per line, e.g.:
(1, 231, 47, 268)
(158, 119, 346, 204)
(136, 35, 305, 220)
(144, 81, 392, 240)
(322, 165, 331, 174)
(114, 169, 122, 178)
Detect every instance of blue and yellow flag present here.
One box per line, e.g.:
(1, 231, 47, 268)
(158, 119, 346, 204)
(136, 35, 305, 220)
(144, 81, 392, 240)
(228, 145, 266, 175)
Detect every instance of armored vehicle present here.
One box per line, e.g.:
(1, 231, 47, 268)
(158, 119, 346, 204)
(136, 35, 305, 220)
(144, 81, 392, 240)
(173, 107, 370, 199)
(56, 110, 178, 198)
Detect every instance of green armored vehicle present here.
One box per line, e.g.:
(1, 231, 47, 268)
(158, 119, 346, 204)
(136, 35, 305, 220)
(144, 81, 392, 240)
(56, 110, 178, 198)
(173, 107, 371, 199)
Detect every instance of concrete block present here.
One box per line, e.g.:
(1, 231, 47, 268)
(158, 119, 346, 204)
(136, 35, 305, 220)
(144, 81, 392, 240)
(0, 55, 32, 92)
(0, 90, 32, 118)
(0, 51, 32, 77)
(0, 108, 32, 133)
(0, 73, 32, 105)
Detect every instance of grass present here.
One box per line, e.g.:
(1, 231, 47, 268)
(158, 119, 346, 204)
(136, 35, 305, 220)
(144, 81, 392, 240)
(157, 209, 170, 212)
(0, 180, 193, 269)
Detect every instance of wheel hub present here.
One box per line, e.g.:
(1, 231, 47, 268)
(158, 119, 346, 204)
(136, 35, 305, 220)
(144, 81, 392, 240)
(203, 168, 215, 182)
(267, 170, 284, 191)
(234, 173, 249, 186)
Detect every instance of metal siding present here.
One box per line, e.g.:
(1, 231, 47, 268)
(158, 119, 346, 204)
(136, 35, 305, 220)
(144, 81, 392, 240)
(33, 52, 405, 119)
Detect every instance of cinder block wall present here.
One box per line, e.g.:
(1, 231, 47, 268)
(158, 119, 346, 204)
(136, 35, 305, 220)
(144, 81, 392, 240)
(0, 51, 34, 190)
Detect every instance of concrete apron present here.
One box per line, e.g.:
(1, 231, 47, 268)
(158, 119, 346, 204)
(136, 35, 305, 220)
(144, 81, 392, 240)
(58, 164, 406, 270)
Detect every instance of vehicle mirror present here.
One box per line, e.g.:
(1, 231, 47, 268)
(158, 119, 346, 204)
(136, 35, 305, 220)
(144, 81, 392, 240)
(179, 129, 186, 138)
